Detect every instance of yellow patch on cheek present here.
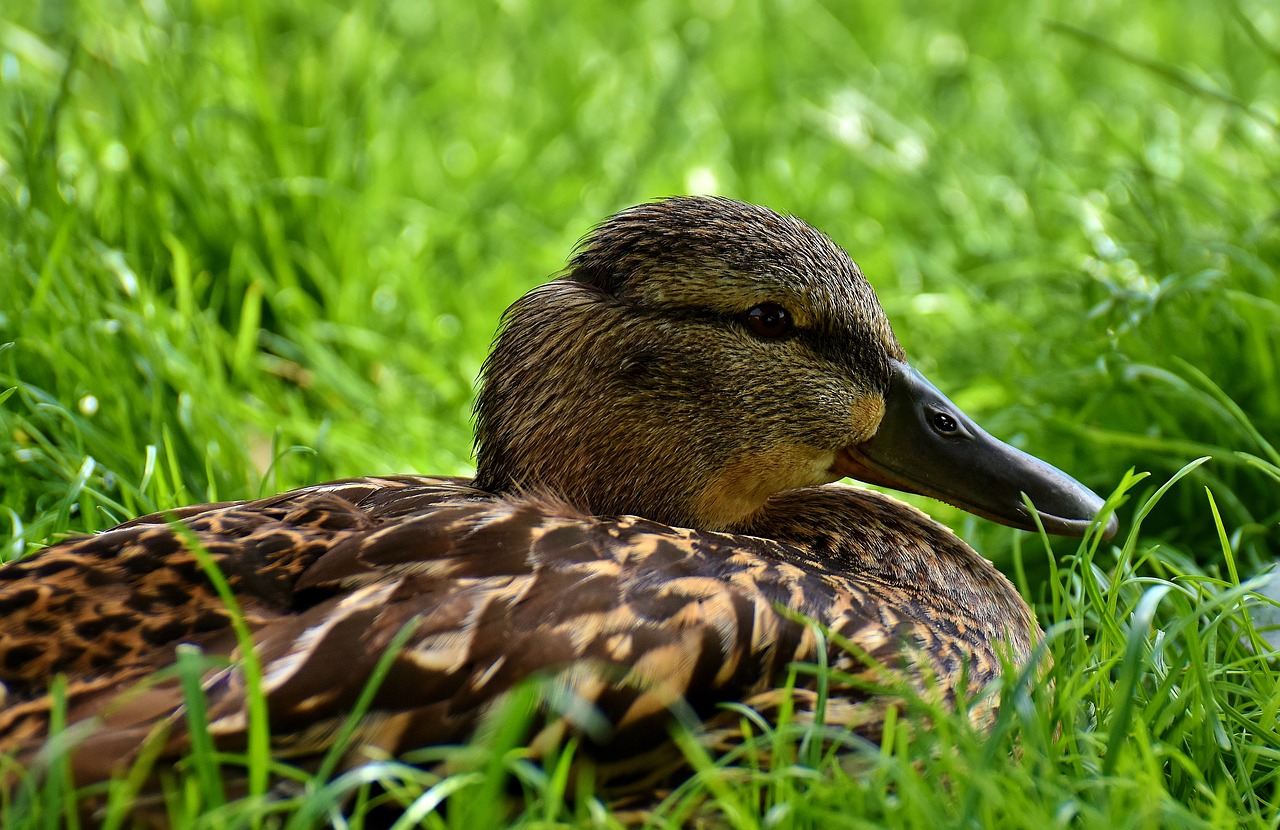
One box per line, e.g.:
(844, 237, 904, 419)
(692, 392, 887, 529)
(848, 394, 886, 444)
(695, 447, 839, 530)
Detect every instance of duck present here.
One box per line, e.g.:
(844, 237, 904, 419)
(0, 196, 1115, 803)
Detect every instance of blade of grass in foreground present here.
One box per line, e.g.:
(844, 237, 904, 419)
(167, 519, 271, 823)
(282, 617, 421, 830)
(174, 644, 227, 810)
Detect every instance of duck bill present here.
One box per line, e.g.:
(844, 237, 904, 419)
(835, 360, 1117, 539)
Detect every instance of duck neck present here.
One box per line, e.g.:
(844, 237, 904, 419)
(472, 281, 754, 530)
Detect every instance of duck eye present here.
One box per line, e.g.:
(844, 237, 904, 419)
(931, 411, 959, 434)
(745, 303, 792, 339)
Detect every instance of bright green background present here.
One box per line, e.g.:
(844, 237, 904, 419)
(1, 1, 1278, 827)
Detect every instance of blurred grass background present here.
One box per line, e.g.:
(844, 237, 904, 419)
(1, 0, 1279, 825)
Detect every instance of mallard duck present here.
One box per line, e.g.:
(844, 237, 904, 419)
(0, 197, 1114, 801)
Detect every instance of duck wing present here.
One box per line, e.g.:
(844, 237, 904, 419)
(1, 479, 896, 786)
(0, 476, 478, 695)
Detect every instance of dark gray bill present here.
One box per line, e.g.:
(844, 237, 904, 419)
(835, 360, 1117, 539)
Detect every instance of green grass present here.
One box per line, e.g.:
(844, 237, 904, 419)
(2, 0, 1279, 826)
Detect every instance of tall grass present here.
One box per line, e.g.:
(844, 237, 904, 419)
(2, 0, 1277, 826)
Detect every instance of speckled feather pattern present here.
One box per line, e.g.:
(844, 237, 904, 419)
(0, 476, 1035, 786)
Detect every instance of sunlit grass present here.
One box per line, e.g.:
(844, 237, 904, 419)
(2, 0, 1278, 826)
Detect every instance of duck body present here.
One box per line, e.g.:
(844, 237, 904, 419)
(0, 197, 1107, 796)
(0, 476, 1033, 785)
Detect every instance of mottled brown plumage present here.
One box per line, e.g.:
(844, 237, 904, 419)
(0, 197, 1110, 802)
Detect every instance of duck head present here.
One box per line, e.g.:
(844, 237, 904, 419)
(474, 197, 1116, 538)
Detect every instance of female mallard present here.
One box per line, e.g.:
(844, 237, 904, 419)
(0, 197, 1113, 796)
